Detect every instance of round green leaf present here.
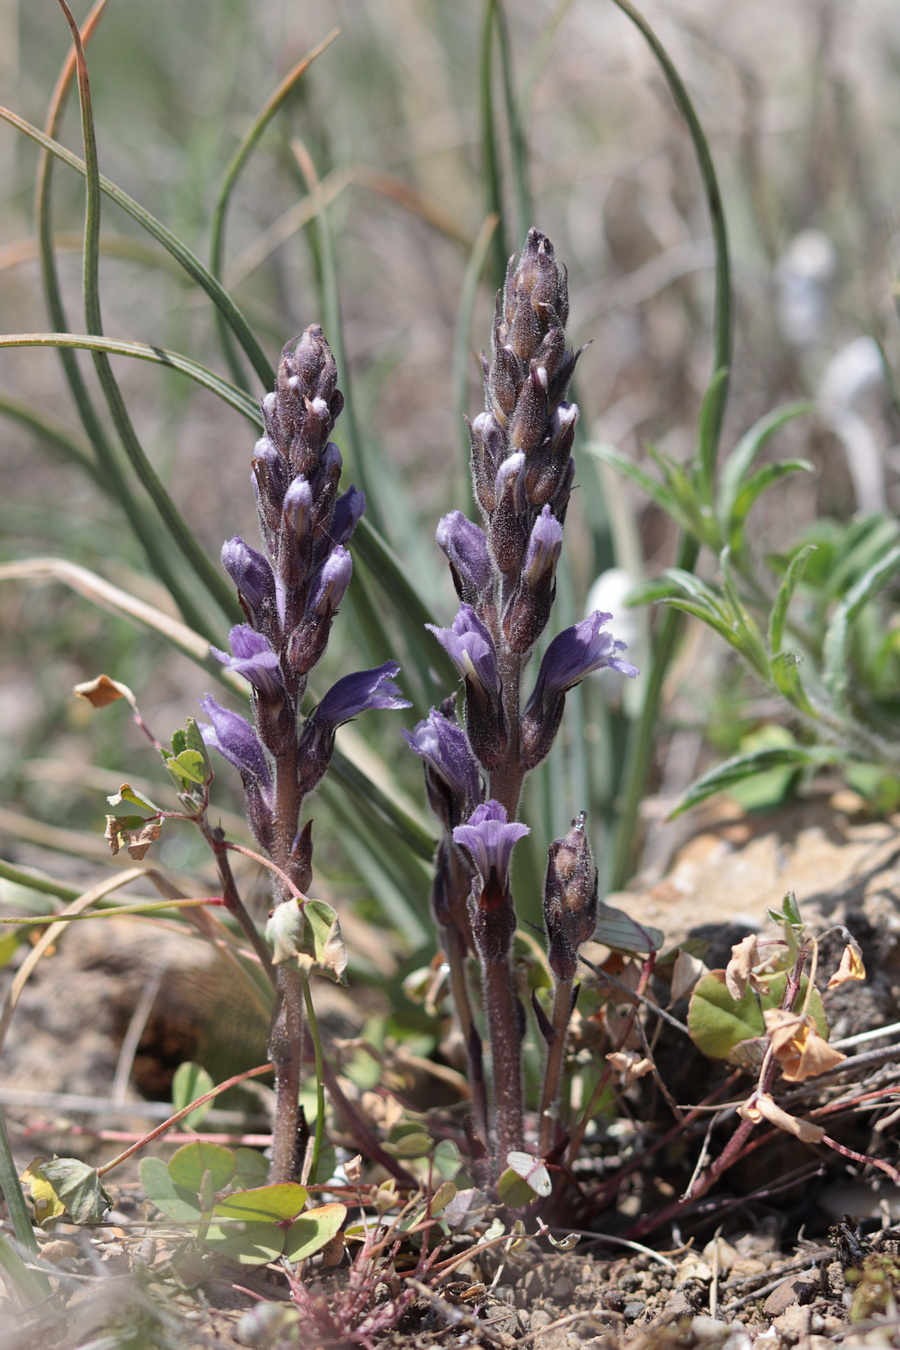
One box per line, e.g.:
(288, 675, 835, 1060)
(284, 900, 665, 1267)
(496, 1167, 537, 1208)
(689, 969, 829, 1059)
(232, 1148, 270, 1190)
(283, 1202, 347, 1263)
(167, 1142, 236, 1193)
(140, 1156, 203, 1223)
(204, 1220, 285, 1267)
(213, 1183, 307, 1223)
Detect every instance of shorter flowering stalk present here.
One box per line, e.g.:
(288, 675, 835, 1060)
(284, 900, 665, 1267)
(538, 813, 597, 1155)
(200, 327, 410, 1184)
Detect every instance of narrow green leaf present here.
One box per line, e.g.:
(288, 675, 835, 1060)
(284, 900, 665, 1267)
(493, 0, 531, 247)
(726, 460, 813, 553)
(453, 213, 501, 507)
(768, 543, 817, 654)
(209, 31, 339, 387)
(822, 543, 900, 708)
(0, 1111, 43, 1267)
(770, 650, 814, 716)
(720, 547, 769, 678)
(0, 105, 274, 386)
(716, 402, 811, 534)
(670, 744, 842, 817)
(695, 366, 730, 505)
(479, 0, 508, 288)
(587, 443, 678, 518)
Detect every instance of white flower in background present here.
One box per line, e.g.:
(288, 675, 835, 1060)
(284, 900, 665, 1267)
(817, 335, 886, 514)
(774, 229, 836, 348)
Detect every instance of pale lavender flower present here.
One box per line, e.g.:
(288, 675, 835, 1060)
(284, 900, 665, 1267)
(313, 661, 411, 731)
(330, 485, 366, 547)
(453, 800, 530, 891)
(211, 625, 282, 698)
(221, 537, 276, 615)
(307, 546, 353, 617)
(436, 512, 493, 606)
(426, 605, 500, 698)
(528, 610, 638, 704)
(403, 707, 482, 825)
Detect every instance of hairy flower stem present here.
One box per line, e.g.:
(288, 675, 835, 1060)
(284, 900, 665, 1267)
(441, 922, 488, 1143)
(538, 976, 574, 1156)
(201, 824, 276, 982)
(269, 964, 306, 1184)
(482, 956, 524, 1159)
(489, 647, 525, 816)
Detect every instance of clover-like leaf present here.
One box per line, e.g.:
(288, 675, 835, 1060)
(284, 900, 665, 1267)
(171, 1062, 214, 1129)
(212, 1183, 307, 1223)
(283, 1203, 347, 1263)
(204, 1220, 285, 1266)
(140, 1156, 204, 1224)
(35, 1158, 111, 1224)
(167, 1141, 236, 1193)
(106, 782, 163, 813)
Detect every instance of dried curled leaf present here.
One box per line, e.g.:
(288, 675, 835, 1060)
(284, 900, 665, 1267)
(828, 940, 866, 989)
(763, 1009, 846, 1081)
(724, 933, 762, 1000)
(606, 1050, 654, 1086)
(105, 815, 162, 860)
(739, 1092, 825, 1144)
(73, 673, 135, 708)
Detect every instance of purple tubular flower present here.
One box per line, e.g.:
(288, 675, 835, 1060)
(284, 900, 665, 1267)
(313, 661, 411, 732)
(282, 477, 314, 543)
(501, 506, 563, 653)
(199, 694, 272, 793)
(453, 800, 530, 891)
(436, 512, 494, 607)
(529, 611, 638, 702)
(329, 485, 366, 548)
(221, 537, 276, 618)
(426, 605, 499, 699)
(523, 506, 563, 588)
(210, 625, 283, 698)
(403, 707, 482, 827)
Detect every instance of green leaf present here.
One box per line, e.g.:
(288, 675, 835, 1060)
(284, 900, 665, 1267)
(165, 749, 208, 786)
(695, 366, 731, 505)
(593, 902, 664, 954)
(302, 899, 348, 983)
(283, 1202, 347, 1263)
(716, 402, 811, 534)
(265, 899, 307, 965)
(688, 970, 827, 1059)
(140, 1156, 203, 1223)
(232, 1148, 270, 1191)
(822, 543, 900, 709)
(106, 783, 162, 813)
(587, 443, 679, 519)
(430, 1181, 457, 1215)
(204, 1221, 285, 1266)
(725, 460, 813, 553)
(171, 1062, 214, 1130)
(383, 1132, 434, 1159)
(167, 1141, 236, 1194)
(36, 1158, 111, 1224)
(496, 1167, 539, 1207)
(212, 1184, 307, 1223)
(769, 651, 814, 717)
(670, 744, 842, 817)
(768, 544, 817, 654)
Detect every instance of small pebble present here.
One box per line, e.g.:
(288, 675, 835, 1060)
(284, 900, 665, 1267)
(623, 1301, 645, 1320)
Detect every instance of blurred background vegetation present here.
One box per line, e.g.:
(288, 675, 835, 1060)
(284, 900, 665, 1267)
(2, 0, 900, 975)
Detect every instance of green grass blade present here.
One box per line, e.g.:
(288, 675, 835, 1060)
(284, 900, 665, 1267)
(452, 212, 500, 511)
(521, 0, 578, 116)
(727, 460, 813, 553)
(822, 544, 900, 710)
(209, 31, 340, 388)
(694, 366, 729, 506)
(0, 1111, 40, 1261)
(716, 401, 811, 535)
(59, 7, 239, 634)
(670, 745, 841, 817)
(494, 0, 532, 246)
(0, 334, 260, 424)
(0, 105, 274, 388)
(769, 543, 817, 654)
(480, 0, 509, 288)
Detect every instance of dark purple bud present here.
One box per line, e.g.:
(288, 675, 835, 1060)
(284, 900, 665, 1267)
(330, 485, 366, 547)
(544, 812, 597, 983)
(469, 412, 508, 514)
(488, 344, 521, 420)
(436, 512, 494, 607)
(221, 537, 277, 629)
(252, 438, 289, 536)
(199, 694, 272, 796)
(426, 605, 500, 700)
(522, 612, 637, 769)
(508, 364, 549, 457)
(210, 625, 283, 699)
(403, 706, 482, 829)
(453, 800, 529, 893)
(490, 453, 529, 577)
(502, 507, 562, 653)
(525, 404, 578, 508)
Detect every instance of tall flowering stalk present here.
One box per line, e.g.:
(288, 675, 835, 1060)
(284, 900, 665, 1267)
(201, 327, 409, 1184)
(406, 231, 637, 1173)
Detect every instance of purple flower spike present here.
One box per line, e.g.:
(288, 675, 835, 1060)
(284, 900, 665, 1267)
(221, 537, 276, 613)
(199, 694, 272, 793)
(211, 625, 282, 698)
(436, 512, 493, 606)
(453, 800, 530, 890)
(426, 605, 500, 698)
(403, 708, 481, 815)
(314, 661, 411, 731)
(529, 611, 638, 702)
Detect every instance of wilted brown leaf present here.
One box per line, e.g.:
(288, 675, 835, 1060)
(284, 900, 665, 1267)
(763, 1008, 846, 1080)
(828, 940, 866, 989)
